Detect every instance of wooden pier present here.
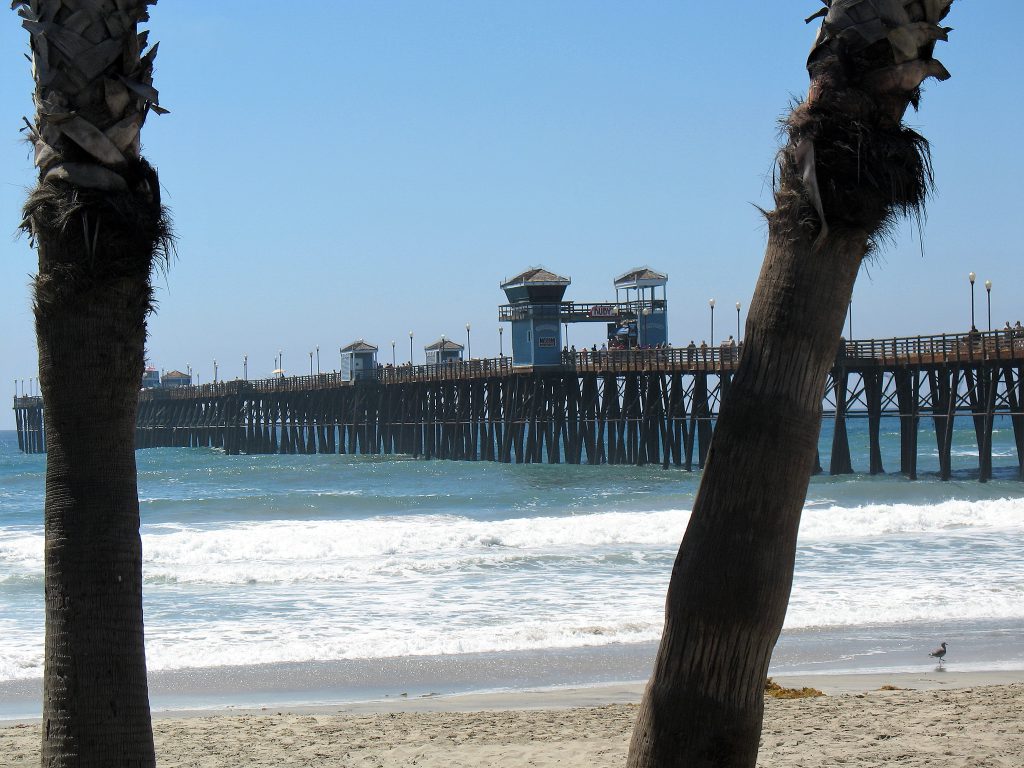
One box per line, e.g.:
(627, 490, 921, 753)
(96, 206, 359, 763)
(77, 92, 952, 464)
(13, 329, 1024, 480)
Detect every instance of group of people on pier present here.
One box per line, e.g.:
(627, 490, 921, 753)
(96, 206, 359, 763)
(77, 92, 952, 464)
(555, 337, 743, 367)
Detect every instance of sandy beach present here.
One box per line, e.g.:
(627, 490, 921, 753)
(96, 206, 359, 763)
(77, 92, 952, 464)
(2, 673, 1022, 767)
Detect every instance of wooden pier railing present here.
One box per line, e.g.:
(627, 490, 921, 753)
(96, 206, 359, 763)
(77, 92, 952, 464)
(150, 328, 1024, 399)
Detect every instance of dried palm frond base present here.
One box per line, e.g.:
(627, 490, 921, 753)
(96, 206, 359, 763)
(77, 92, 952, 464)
(24, 157, 173, 313)
(785, 0, 953, 248)
(765, 678, 826, 699)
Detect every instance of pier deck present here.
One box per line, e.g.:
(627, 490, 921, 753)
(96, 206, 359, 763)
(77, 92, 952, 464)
(13, 329, 1024, 480)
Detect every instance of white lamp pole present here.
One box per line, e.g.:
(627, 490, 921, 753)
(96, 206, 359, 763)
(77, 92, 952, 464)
(985, 279, 992, 331)
(968, 271, 976, 329)
(709, 298, 716, 347)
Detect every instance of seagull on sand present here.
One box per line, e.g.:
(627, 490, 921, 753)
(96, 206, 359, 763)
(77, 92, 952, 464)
(929, 642, 948, 664)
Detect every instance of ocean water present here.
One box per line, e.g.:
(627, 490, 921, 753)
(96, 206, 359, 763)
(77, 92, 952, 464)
(1, 417, 1022, 716)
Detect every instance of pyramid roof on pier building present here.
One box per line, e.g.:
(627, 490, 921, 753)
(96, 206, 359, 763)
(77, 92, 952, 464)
(424, 338, 465, 352)
(341, 340, 378, 353)
(500, 267, 571, 289)
(500, 266, 571, 305)
(614, 266, 668, 289)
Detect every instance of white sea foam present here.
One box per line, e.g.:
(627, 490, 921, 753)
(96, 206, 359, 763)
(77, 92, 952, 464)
(3, 497, 1024, 584)
(136, 510, 686, 585)
(0, 619, 43, 681)
(139, 614, 665, 674)
(798, 496, 1024, 540)
(3, 495, 1024, 679)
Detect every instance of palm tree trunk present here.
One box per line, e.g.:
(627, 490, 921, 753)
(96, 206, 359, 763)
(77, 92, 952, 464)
(627, 2, 954, 765)
(37, 253, 155, 767)
(15, 1, 170, 765)
(626, 194, 866, 768)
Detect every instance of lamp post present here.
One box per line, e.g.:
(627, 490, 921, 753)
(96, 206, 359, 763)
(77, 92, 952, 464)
(985, 279, 992, 331)
(735, 301, 741, 342)
(563, 322, 569, 348)
(243, 355, 248, 380)
(709, 298, 716, 347)
(409, 331, 414, 364)
(969, 271, 976, 329)
(391, 340, 396, 366)
(213, 359, 218, 384)
(278, 349, 284, 375)
(642, 307, 651, 346)
(309, 350, 313, 376)
(316, 345, 320, 375)
(466, 323, 472, 360)
(498, 326, 504, 357)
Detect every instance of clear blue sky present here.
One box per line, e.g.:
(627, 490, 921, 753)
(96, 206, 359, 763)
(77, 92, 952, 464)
(2, 2, 1022, 427)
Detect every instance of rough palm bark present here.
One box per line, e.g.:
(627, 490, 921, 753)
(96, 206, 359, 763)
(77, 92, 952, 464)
(14, 1, 170, 766)
(627, 2, 953, 766)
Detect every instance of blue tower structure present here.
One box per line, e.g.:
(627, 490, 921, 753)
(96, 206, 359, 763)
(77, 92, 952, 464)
(613, 267, 668, 347)
(499, 267, 570, 367)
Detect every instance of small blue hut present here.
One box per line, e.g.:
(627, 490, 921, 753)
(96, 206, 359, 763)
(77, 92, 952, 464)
(340, 340, 379, 382)
(424, 338, 464, 365)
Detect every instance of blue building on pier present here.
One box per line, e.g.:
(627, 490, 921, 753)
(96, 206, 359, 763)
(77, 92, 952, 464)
(340, 340, 378, 382)
(425, 338, 465, 365)
(499, 267, 571, 367)
(614, 267, 668, 348)
(499, 265, 669, 366)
